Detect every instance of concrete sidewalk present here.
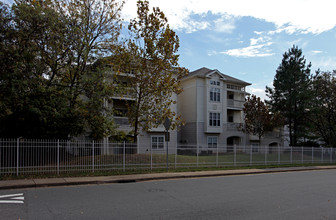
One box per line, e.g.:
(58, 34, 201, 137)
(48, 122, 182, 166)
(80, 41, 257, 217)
(1, 165, 336, 190)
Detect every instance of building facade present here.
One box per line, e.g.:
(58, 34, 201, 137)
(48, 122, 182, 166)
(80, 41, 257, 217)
(109, 67, 286, 154)
(109, 71, 178, 154)
(177, 67, 286, 152)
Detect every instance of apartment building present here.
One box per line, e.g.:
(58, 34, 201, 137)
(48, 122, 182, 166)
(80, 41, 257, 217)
(177, 67, 285, 151)
(109, 71, 178, 154)
(177, 67, 249, 150)
(108, 67, 285, 154)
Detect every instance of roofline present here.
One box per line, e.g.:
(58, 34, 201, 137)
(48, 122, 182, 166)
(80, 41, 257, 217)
(182, 71, 251, 86)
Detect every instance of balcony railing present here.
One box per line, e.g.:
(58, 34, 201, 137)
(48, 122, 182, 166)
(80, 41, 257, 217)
(114, 117, 129, 125)
(264, 131, 281, 138)
(227, 99, 244, 108)
(112, 87, 136, 99)
(227, 84, 246, 92)
(226, 123, 243, 131)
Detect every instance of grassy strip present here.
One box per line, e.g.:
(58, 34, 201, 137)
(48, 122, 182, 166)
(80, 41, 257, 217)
(0, 162, 335, 181)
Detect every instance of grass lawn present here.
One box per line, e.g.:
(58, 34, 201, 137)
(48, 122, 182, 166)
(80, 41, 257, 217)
(1, 151, 334, 179)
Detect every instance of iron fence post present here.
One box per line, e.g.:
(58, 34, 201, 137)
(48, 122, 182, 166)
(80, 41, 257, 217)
(216, 144, 219, 167)
(174, 146, 177, 169)
(278, 145, 280, 164)
(92, 140, 94, 173)
(322, 148, 324, 163)
(16, 138, 19, 176)
(57, 139, 60, 175)
(265, 146, 267, 165)
(197, 144, 199, 168)
(150, 142, 152, 170)
(290, 146, 292, 164)
(234, 144, 236, 167)
(250, 145, 252, 166)
(312, 147, 314, 164)
(302, 146, 304, 163)
(123, 141, 125, 172)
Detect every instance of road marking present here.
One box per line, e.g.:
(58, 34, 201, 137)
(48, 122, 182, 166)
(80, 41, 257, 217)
(0, 193, 24, 204)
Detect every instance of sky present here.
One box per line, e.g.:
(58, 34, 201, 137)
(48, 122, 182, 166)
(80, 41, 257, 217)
(122, 0, 336, 100)
(3, 0, 336, 100)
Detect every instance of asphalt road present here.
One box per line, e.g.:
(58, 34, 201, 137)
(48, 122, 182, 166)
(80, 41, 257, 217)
(1, 170, 336, 220)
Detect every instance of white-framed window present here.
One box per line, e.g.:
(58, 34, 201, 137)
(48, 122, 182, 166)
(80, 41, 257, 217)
(210, 87, 220, 102)
(151, 136, 164, 150)
(210, 80, 220, 86)
(209, 112, 221, 126)
(208, 136, 218, 148)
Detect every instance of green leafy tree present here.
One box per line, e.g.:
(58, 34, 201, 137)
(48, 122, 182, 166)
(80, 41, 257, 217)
(113, 0, 187, 142)
(0, 0, 123, 139)
(243, 95, 283, 142)
(266, 45, 312, 146)
(310, 70, 336, 147)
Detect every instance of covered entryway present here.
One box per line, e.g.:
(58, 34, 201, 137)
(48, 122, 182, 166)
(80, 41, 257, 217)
(227, 136, 241, 152)
(268, 142, 279, 153)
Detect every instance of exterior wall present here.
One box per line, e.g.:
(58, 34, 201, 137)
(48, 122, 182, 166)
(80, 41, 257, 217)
(137, 129, 177, 154)
(178, 68, 284, 150)
(178, 78, 197, 122)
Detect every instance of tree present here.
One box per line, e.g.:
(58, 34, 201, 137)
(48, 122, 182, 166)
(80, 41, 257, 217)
(0, 0, 123, 139)
(310, 70, 336, 147)
(243, 95, 283, 142)
(266, 45, 312, 146)
(113, 0, 187, 142)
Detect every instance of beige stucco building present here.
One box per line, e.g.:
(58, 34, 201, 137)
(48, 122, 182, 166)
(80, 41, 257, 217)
(177, 67, 250, 150)
(177, 67, 286, 151)
(110, 71, 178, 154)
(110, 67, 286, 154)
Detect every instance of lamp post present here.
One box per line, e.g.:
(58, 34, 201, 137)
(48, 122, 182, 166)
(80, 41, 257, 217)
(163, 117, 171, 172)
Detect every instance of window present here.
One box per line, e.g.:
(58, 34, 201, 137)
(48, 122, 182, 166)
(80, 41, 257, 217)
(209, 112, 221, 126)
(251, 143, 259, 152)
(151, 136, 164, 149)
(210, 80, 220, 86)
(210, 88, 220, 102)
(228, 94, 234, 100)
(208, 137, 218, 148)
(228, 115, 234, 123)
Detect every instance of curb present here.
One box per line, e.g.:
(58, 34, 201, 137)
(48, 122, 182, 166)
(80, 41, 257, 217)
(1, 166, 336, 190)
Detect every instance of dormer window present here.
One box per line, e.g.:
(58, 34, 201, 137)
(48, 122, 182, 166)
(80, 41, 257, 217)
(210, 80, 220, 86)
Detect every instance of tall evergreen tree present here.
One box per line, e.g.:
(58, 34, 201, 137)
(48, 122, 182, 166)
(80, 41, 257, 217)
(266, 45, 312, 146)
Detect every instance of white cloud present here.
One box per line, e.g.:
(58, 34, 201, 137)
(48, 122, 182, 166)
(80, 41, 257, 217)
(213, 15, 236, 33)
(311, 50, 323, 54)
(246, 87, 268, 101)
(220, 41, 274, 58)
(311, 57, 336, 70)
(122, 0, 336, 34)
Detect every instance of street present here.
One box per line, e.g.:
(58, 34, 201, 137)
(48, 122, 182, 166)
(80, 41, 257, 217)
(1, 170, 336, 219)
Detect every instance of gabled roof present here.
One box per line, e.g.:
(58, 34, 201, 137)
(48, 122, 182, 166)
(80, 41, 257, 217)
(185, 67, 251, 86)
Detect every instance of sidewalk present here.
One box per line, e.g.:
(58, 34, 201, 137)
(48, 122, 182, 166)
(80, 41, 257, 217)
(1, 165, 336, 190)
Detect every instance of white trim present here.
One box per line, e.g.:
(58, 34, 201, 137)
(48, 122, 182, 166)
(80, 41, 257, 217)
(151, 135, 165, 150)
(207, 136, 218, 148)
(206, 70, 226, 80)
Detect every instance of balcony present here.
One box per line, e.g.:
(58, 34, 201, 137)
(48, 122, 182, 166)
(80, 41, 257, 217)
(114, 117, 129, 126)
(227, 99, 244, 109)
(264, 131, 281, 138)
(227, 84, 246, 92)
(112, 87, 136, 100)
(225, 123, 243, 131)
